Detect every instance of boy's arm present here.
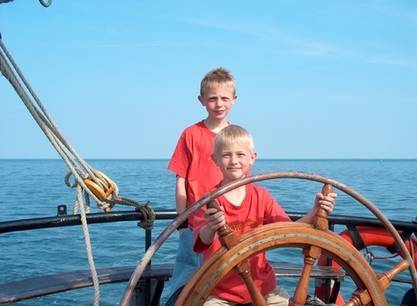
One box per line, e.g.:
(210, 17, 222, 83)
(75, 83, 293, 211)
(198, 225, 216, 245)
(175, 176, 187, 214)
(198, 207, 225, 245)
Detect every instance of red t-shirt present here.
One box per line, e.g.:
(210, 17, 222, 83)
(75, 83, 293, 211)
(168, 121, 223, 229)
(194, 183, 290, 304)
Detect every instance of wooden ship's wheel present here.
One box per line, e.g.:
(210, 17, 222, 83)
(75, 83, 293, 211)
(175, 180, 417, 306)
(119, 172, 417, 306)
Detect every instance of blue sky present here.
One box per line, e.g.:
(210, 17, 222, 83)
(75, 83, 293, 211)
(1, 1, 416, 159)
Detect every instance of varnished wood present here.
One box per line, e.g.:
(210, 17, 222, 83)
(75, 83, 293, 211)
(289, 184, 333, 306)
(345, 260, 410, 306)
(344, 294, 362, 306)
(289, 246, 321, 306)
(177, 223, 388, 306)
(378, 259, 409, 289)
(117, 172, 416, 306)
(314, 183, 332, 230)
(176, 178, 415, 306)
(207, 201, 267, 306)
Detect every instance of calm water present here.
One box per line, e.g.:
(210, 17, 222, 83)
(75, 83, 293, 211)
(0, 159, 416, 305)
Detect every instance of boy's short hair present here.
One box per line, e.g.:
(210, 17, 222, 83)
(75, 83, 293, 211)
(214, 125, 255, 157)
(200, 67, 236, 97)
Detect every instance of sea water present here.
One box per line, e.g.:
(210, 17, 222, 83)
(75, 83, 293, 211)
(0, 159, 416, 305)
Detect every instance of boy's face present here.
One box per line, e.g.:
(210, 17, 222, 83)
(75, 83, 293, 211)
(198, 82, 236, 121)
(214, 143, 255, 183)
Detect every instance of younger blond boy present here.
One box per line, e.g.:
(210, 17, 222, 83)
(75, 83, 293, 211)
(194, 125, 337, 306)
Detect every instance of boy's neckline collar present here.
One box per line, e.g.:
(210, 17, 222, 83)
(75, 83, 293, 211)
(202, 119, 230, 134)
(219, 183, 251, 207)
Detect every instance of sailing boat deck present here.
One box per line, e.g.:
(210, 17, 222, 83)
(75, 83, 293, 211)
(0, 261, 345, 305)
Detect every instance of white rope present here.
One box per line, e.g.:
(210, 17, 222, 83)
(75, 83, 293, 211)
(1, 37, 155, 305)
(77, 185, 100, 306)
(1, 37, 103, 305)
(0, 40, 108, 203)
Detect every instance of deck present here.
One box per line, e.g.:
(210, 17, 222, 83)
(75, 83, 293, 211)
(0, 261, 344, 305)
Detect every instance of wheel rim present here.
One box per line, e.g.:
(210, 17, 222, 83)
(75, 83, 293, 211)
(177, 222, 388, 306)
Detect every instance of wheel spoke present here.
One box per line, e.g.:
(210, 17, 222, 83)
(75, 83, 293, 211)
(209, 201, 267, 306)
(344, 288, 372, 306)
(289, 246, 322, 306)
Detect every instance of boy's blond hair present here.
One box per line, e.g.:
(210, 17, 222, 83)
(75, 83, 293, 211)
(200, 67, 236, 97)
(214, 125, 255, 158)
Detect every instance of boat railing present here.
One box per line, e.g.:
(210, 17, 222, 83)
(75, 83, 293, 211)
(0, 207, 416, 305)
(2, 206, 416, 235)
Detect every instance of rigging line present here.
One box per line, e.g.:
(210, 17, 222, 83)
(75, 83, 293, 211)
(0, 38, 98, 182)
(1, 35, 128, 205)
(108, 196, 154, 229)
(1, 36, 103, 304)
(77, 185, 100, 306)
(0, 38, 119, 211)
(0, 46, 84, 179)
(0, 41, 112, 212)
(0, 44, 141, 213)
(0, 40, 81, 171)
(1, 35, 155, 221)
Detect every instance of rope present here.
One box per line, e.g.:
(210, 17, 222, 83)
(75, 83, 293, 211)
(0, 38, 103, 204)
(1, 35, 155, 303)
(0, 35, 154, 216)
(76, 185, 99, 306)
(109, 196, 155, 229)
(64, 170, 155, 228)
(346, 225, 412, 265)
(0, 38, 103, 305)
(362, 249, 398, 265)
(362, 232, 416, 264)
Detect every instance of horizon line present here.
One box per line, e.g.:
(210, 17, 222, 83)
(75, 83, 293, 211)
(1, 158, 416, 161)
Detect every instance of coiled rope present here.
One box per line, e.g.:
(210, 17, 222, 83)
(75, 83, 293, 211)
(0, 34, 154, 305)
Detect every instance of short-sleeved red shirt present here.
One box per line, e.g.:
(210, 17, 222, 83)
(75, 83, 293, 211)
(168, 121, 223, 229)
(194, 183, 290, 304)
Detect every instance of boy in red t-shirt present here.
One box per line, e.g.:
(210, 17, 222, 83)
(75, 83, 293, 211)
(194, 125, 337, 305)
(166, 68, 238, 304)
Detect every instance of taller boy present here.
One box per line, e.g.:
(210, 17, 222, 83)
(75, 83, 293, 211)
(167, 68, 237, 301)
